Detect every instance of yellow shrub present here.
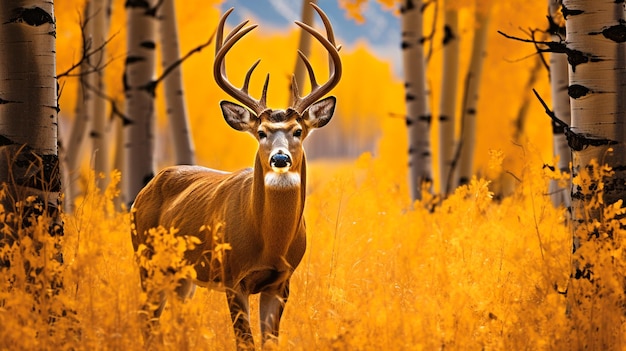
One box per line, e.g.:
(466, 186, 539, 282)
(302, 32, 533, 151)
(2, 149, 626, 350)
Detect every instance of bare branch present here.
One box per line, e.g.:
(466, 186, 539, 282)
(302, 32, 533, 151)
(81, 78, 131, 125)
(141, 32, 216, 97)
(57, 32, 118, 79)
(531, 88, 617, 151)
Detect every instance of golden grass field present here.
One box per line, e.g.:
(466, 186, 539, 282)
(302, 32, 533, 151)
(5, 145, 622, 351)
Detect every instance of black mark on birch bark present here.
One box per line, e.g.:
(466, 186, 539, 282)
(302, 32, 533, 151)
(568, 84, 590, 99)
(0, 98, 20, 105)
(561, 4, 584, 19)
(140, 41, 156, 49)
(125, 0, 151, 9)
(126, 56, 146, 67)
(591, 22, 626, 43)
(442, 25, 455, 45)
(8, 7, 54, 26)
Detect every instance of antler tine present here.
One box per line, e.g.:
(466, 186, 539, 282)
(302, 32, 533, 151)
(297, 50, 318, 90)
(241, 61, 269, 107)
(260, 73, 270, 107)
(311, 3, 338, 48)
(215, 8, 233, 56)
(214, 9, 268, 116)
(290, 75, 300, 102)
(311, 3, 343, 74)
(242, 59, 261, 94)
(292, 4, 342, 114)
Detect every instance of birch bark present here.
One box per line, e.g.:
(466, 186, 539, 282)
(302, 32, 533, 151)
(547, 0, 571, 208)
(401, 0, 432, 201)
(158, 0, 195, 165)
(123, 0, 158, 204)
(438, 3, 460, 196)
(563, 0, 626, 346)
(457, 5, 491, 186)
(65, 37, 89, 211)
(88, 0, 111, 189)
(0, 0, 62, 247)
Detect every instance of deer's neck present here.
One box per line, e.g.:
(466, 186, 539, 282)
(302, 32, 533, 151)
(251, 154, 306, 265)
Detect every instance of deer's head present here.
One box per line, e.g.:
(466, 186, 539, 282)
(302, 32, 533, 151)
(214, 5, 341, 186)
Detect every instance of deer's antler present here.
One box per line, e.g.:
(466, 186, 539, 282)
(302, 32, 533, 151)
(214, 8, 269, 116)
(291, 3, 342, 114)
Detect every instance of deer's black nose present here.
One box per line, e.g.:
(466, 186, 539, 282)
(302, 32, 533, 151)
(271, 152, 291, 170)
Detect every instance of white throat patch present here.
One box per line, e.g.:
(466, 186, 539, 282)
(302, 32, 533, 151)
(265, 171, 301, 188)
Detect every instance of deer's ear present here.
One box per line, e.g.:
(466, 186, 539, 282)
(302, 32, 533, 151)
(302, 96, 336, 129)
(220, 100, 256, 132)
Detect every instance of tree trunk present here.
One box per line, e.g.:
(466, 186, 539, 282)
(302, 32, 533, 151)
(0, 0, 63, 303)
(563, 0, 626, 347)
(64, 32, 90, 212)
(292, 0, 317, 103)
(0, 0, 61, 228)
(123, 0, 158, 204)
(547, 0, 571, 208)
(158, 0, 195, 165)
(401, 0, 432, 201)
(457, 5, 492, 187)
(438, 3, 460, 196)
(88, 0, 112, 190)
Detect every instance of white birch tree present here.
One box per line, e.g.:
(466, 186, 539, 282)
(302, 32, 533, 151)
(438, 2, 460, 196)
(563, 0, 626, 347)
(0, 0, 63, 285)
(62, 0, 113, 210)
(457, 3, 492, 187)
(158, 0, 195, 165)
(547, 0, 571, 208)
(64, 9, 90, 212)
(87, 0, 112, 190)
(401, 0, 432, 201)
(0, 0, 61, 227)
(123, 0, 158, 204)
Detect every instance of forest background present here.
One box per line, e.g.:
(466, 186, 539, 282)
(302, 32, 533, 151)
(2, 0, 611, 350)
(55, 0, 551, 190)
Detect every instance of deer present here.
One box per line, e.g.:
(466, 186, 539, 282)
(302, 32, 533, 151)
(130, 3, 341, 349)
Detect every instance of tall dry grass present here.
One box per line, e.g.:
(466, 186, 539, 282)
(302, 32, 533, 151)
(1, 148, 624, 350)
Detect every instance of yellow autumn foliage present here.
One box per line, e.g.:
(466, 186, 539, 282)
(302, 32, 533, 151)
(2, 147, 625, 349)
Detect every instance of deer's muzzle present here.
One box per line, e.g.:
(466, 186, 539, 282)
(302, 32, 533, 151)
(270, 151, 292, 173)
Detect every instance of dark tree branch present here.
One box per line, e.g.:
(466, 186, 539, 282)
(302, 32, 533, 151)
(532, 89, 617, 151)
(81, 79, 131, 125)
(56, 7, 118, 80)
(141, 31, 215, 97)
(498, 30, 598, 72)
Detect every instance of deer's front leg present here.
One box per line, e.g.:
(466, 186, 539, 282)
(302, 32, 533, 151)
(226, 289, 254, 349)
(260, 280, 290, 345)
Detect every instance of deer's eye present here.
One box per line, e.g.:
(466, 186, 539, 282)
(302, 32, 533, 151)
(258, 130, 267, 139)
(293, 129, 303, 138)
